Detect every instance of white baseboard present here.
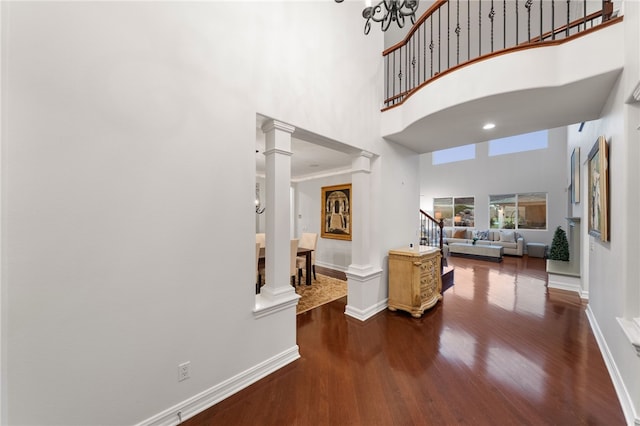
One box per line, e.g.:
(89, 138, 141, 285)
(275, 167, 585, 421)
(586, 306, 639, 426)
(315, 260, 348, 272)
(345, 298, 388, 321)
(136, 346, 300, 426)
(547, 272, 583, 295)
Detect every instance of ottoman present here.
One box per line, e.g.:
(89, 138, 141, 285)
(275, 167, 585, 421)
(527, 242, 547, 258)
(449, 243, 503, 262)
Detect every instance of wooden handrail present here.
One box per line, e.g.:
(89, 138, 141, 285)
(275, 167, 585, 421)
(383, 0, 448, 56)
(382, 0, 621, 110)
(529, 9, 609, 43)
(419, 209, 445, 273)
(381, 15, 622, 112)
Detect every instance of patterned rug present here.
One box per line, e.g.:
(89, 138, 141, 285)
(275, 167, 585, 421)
(295, 273, 347, 314)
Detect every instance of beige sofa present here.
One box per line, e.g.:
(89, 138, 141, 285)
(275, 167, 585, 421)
(443, 228, 524, 257)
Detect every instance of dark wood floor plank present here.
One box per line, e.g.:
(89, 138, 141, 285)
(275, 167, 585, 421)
(183, 256, 625, 425)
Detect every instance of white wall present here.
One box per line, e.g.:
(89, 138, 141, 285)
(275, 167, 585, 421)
(294, 173, 353, 271)
(565, 2, 640, 423)
(419, 128, 567, 247)
(1, 2, 398, 425)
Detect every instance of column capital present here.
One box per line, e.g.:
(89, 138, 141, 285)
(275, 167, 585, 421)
(264, 147, 293, 157)
(352, 151, 374, 174)
(261, 119, 295, 135)
(357, 150, 374, 159)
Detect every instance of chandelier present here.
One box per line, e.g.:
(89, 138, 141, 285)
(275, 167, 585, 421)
(335, 0, 420, 35)
(255, 183, 265, 214)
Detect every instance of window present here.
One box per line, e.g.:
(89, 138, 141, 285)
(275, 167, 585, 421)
(489, 130, 548, 157)
(489, 193, 547, 230)
(434, 197, 475, 227)
(432, 144, 476, 165)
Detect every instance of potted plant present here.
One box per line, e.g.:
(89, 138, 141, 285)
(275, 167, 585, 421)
(548, 226, 570, 261)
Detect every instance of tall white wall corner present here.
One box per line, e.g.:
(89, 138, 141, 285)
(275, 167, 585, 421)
(587, 307, 639, 426)
(345, 267, 385, 321)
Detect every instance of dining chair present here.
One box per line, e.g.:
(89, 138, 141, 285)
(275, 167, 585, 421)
(296, 232, 318, 284)
(255, 242, 262, 293)
(290, 238, 299, 287)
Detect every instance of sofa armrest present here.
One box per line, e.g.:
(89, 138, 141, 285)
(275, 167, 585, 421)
(516, 238, 524, 256)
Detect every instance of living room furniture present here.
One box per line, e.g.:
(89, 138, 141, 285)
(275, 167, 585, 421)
(297, 232, 318, 283)
(527, 242, 548, 258)
(442, 228, 524, 256)
(387, 246, 442, 318)
(449, 242, 503, 262)
(257, 246, 314, 291)
(290, 239, 299, 287)
(256, 242, 261, 294)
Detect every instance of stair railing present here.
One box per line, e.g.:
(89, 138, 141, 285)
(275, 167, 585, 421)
(420, 209, 446, 268)
(383, 0, 620, 110)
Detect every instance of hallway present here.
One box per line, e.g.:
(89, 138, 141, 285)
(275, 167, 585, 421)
(185, 256, 624, 425)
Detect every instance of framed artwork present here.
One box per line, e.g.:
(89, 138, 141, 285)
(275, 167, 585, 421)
(587, 136, 609, 241)
(571, 147, 580, 204)
(321, 184, 352, 241)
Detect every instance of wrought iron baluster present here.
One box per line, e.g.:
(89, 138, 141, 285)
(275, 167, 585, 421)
(552, 0, 555, 40)
(385, 55, 389, 107)
(467, 0, 470, 61)
(479, 1, 482, 55)
(404, 45, 408, 96)
(417, 27, 421, 86)
(430, 17, 434, 77)
(566, 0, 571, 37)
(447, 1, 450, 70)
(489, 0, 495, 52)
(438, 7, 441, 74)
(583, 0, 587, 31)
(412, 37, 416, 90)
(526, 0, 533, 42)
(456, 0, 461, 65)
(423, 23, 427, 82)
(503, 0, 507, 49)
(540, 0, 543, 41)
(516, 0, 519, 44)
(393, 50, 396, 104)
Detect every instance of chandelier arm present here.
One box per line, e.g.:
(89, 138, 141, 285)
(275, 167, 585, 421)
(339, 0, 419, 34)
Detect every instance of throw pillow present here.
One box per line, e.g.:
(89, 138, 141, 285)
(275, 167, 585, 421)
(499, 230, 516, 243)
(477, 230, 490, 240)
(453, 229, 467, 239)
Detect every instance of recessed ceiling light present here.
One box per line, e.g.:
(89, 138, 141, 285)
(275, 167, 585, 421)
(483, 123, 496, 130)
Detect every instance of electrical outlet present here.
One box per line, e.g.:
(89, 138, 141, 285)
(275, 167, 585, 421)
(178, 362, 190, 382)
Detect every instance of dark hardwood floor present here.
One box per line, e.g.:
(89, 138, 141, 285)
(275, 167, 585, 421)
(184, 256, 625, 425)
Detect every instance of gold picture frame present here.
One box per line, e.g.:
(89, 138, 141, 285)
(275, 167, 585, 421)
(321, 184, 352, 241)
(587, 136, 609, 241)
(571, 147, 580, 204)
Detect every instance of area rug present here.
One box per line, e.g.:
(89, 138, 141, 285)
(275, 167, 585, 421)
(295, 274, 347, 314)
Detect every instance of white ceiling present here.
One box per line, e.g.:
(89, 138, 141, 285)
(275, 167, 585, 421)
(382, 70, 623, 153)
(255, 117, 357, 181)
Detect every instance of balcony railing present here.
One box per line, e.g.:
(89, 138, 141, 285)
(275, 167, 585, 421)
(383, 0, 620, 110)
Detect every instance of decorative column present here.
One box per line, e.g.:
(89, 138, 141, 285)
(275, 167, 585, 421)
(345, 151, 383, 321)
(260, 120, 298, 304)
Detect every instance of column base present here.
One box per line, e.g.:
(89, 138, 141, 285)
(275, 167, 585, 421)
(345, 265, 384, 322)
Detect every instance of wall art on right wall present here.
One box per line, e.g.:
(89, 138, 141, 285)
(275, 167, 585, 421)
(587, 136, 609, 242)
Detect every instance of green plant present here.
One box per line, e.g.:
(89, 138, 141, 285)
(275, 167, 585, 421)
(549, 226, 570, 261)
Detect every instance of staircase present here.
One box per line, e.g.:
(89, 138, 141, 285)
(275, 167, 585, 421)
(420, 209, 454, 293)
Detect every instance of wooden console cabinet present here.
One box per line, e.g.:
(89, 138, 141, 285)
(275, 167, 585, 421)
(388, 246, 442, 318)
